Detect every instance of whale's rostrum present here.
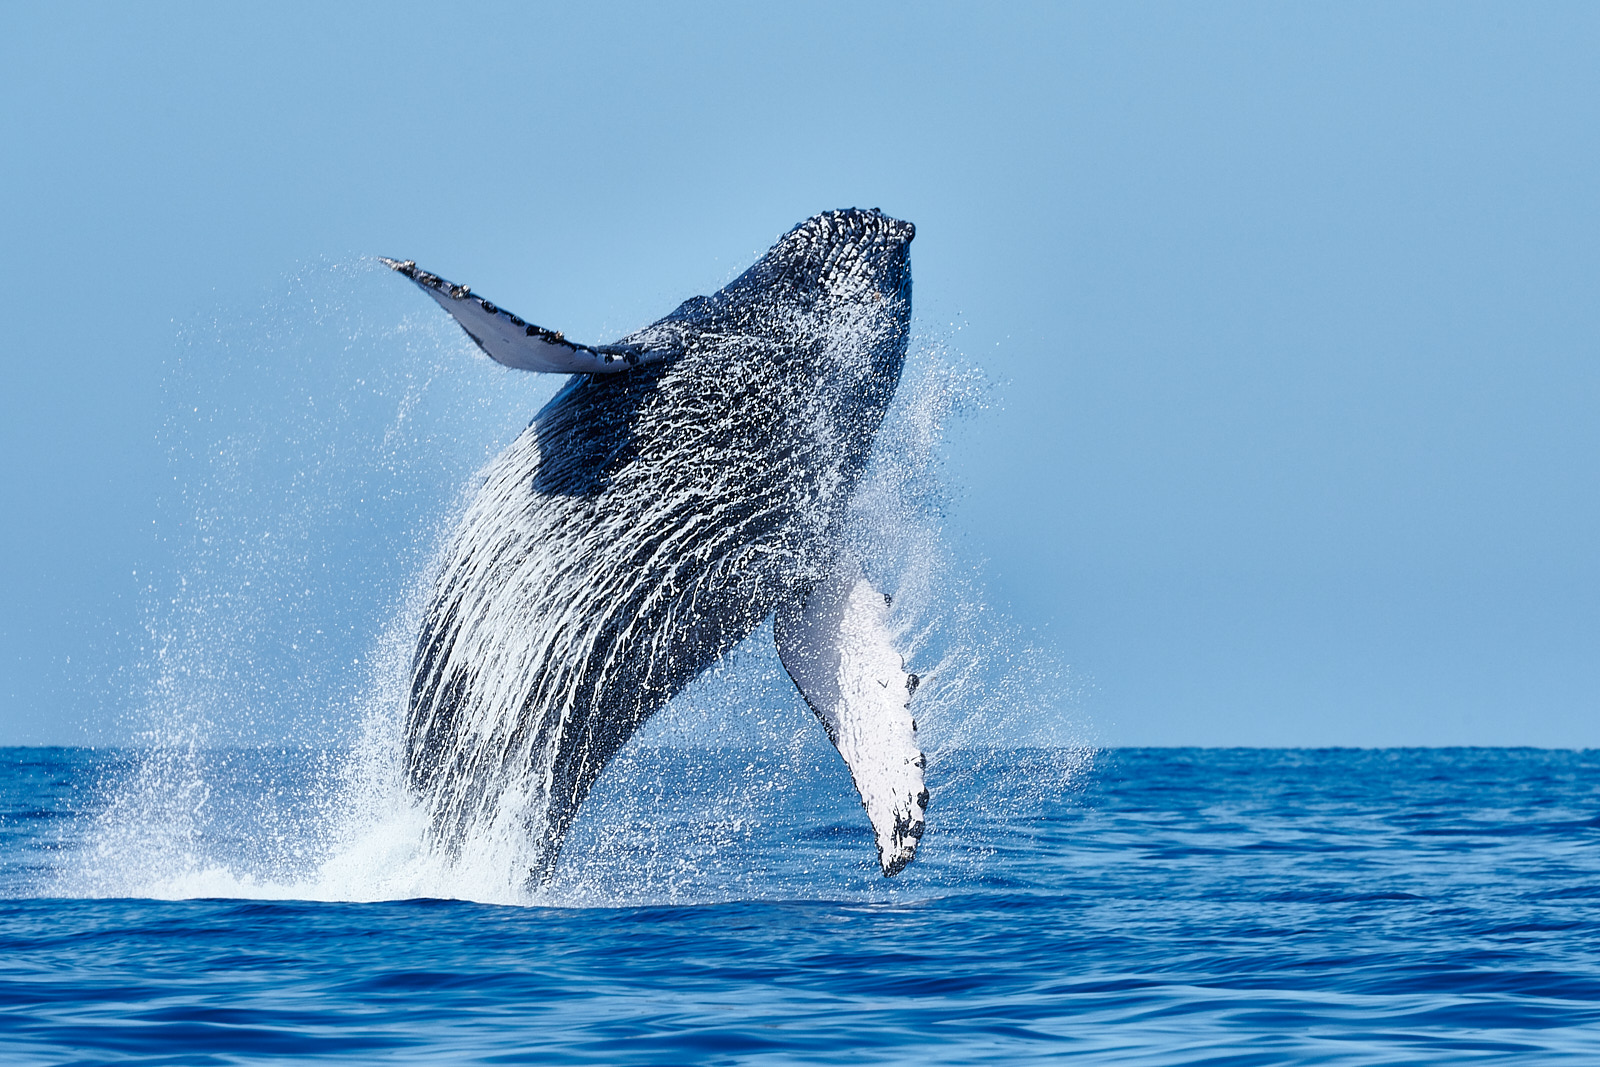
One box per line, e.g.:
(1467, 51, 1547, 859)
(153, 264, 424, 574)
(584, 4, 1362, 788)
(386, 209, 926, 887)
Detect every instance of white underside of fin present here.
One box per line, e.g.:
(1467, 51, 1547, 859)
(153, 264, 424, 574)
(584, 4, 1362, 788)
(381, 258, 646, 374)
(775, 561, 927, 875)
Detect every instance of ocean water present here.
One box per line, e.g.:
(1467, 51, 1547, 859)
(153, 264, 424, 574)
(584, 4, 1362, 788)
(3, 745, 1598, 1064)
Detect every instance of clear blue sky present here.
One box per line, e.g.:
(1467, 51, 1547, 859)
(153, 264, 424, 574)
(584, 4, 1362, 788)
(3, 3, 1597, 746)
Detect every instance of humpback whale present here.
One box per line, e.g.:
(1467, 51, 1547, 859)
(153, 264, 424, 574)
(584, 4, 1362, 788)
(383, 209, 926, 886)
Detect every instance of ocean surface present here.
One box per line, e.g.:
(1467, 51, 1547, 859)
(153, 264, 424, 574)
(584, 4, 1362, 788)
(3, 746, 1598, 1064)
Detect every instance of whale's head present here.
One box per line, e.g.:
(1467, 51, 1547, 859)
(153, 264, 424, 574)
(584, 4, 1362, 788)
(722, 209, 914, 449)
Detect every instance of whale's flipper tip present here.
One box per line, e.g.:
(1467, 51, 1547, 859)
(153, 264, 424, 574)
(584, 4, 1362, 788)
(775, 561, 928, 877)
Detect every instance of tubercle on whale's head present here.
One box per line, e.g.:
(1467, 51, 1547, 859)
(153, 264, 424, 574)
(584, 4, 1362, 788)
(783, 207, 916, 252)
(770, 207, 914, 307)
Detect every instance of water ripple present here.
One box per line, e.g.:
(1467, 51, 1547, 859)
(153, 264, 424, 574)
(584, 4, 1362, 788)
(3, 748, 1600, 1063)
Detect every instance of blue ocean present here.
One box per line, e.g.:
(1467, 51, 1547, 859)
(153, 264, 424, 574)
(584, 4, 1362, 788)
(4, 745, 1598, 1064)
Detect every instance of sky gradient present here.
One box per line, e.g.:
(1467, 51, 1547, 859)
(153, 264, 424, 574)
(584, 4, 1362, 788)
(3, 3, 1597, 746)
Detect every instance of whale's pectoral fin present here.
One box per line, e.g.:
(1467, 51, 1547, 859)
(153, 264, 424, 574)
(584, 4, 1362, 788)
(380, 258, 647, 375)
(775, 561, 928, 876)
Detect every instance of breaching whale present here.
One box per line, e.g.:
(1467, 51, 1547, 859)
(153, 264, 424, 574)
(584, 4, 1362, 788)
(383, 209, 926, 886)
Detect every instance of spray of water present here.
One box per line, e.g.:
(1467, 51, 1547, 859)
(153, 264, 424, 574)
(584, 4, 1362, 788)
(55, 261, 1093, 906)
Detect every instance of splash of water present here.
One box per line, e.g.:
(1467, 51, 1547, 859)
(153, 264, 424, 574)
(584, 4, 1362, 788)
(56, 263, 1093, 907)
